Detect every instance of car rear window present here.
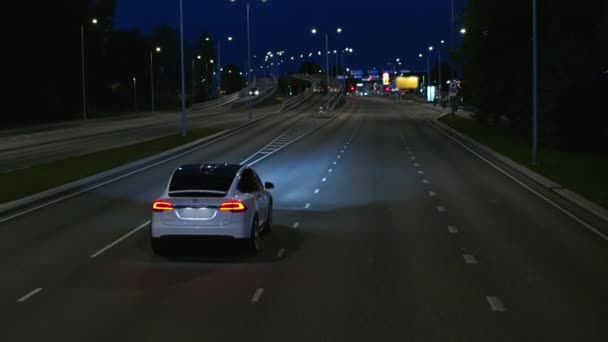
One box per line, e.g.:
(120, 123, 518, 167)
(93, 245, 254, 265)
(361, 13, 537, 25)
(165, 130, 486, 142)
(169, 164, 240, 195)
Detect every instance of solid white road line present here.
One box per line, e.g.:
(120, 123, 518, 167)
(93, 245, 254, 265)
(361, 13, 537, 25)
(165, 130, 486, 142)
(90, 221, 150, 258)
(448, 225, 459, 234)
(322, 178, 327, 182)
(251, 288, 264, 303)
(430, 121, 608, 242)
(292, 221, 300, 229)
(486, 296, 507, 312)
(314, 189, 320, 194)
(305, 203, 311, 209)
(463, 254, 478, 264)
(16, 288, 43, 303)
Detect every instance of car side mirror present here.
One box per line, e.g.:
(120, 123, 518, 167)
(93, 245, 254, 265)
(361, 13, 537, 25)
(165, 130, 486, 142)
(264, 182, 274, 190)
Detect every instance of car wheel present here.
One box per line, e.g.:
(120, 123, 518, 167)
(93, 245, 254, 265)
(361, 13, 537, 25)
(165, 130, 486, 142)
(151, 237, 165, 255)
(264, 203, 273, 234)
(245, 217, 261, 254)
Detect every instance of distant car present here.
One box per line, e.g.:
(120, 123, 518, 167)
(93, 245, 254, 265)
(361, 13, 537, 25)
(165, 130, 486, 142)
(249, 87, 260, 96)
(150, 164, 274, 254)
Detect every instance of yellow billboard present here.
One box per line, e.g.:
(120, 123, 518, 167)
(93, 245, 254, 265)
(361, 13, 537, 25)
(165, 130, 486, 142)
(396, 76, 419, 90)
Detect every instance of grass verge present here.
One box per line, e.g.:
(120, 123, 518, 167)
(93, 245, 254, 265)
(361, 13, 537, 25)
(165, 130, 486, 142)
(0, 128, 222, 205)
(439, 115, 608, 209)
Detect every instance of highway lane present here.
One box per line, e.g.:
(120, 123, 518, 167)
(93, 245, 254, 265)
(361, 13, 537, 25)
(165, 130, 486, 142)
(2, 97, 608, 341)
(0, 94, 323, 173)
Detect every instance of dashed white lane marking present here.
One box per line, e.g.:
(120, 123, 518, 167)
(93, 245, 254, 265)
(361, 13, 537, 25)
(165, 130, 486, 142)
(16, 288, 43, 303)
(436, 206, 446, 212)
(90, 221, 150, 258)
(314, 189, 320, 194)
(423, 179, 430, 184)
(408, 151, 413, 154)
(463, 254, 479, 264)
(417, 170, 424, 175)
(328, 169, 333, 173)
(341, 150, 344, 153)
(428, 191, 436, 197)
(448, 225, 459, 234)
(337, 155, 341, 159)
(322, 178, 327, 182)
(414, 163, 420, 167)
(411, 157, 416, 160)
(333, 161, 337, 165)
(486, 296, 507, 312)
(305, 203, 311, 209)
(430, 121, 608, 242)
(277, 248, 286, 258)
(292, 222, 300, 229)
(251, 288, 265, 303)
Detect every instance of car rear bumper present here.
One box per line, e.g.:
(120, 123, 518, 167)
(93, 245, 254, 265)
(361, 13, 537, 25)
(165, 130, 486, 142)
(151, 220, 250, 239)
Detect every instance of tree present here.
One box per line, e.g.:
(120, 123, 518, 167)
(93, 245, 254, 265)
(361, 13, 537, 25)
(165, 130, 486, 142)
(221, 64, 246, 95)
(298, 62, 322, 75)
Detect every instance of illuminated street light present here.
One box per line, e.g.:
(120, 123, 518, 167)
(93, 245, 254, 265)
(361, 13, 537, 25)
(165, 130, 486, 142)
(460, 28, 467, 34)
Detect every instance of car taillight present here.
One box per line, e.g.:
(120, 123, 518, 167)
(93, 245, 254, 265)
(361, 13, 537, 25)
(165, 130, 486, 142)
(152, 200, 174, 212)
(219, 200, 247, 212)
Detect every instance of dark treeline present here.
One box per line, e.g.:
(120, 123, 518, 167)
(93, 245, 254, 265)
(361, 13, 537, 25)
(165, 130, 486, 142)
(457, 0, 608, 151)
(2, 0, 246, 127)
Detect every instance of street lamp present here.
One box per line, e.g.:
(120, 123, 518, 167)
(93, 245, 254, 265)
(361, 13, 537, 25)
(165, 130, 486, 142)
(460, 28, 467, 34)
(150, 46, 161, 113)
(192, 55, 202, 105)
(215, 36, 234, 97)
(229, 0, 268, 120)
(80, 17, 98, 120)
(311, 26, 343, 110)
(132, 77, 137, 112)
(179, 0, 187, 136)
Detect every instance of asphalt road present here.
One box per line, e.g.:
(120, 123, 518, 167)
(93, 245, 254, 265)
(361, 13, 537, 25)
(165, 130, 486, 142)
(0, 91, 320, 173)
(1, 97, 607, 341)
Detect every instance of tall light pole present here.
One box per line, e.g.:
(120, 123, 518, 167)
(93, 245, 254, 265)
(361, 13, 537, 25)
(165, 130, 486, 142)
(216, 37, 233, 97)
(451, 0, 455, 81)
(192, 55, 201, 105)
(179, 0, 187, 136)
(532, 0, 538, 165)
(230, 0, 268, 120)
(80, 18, 98, 120)
(132, 77, 137, 112)
(150, 46, 161, 113)
(437, 40, 445, 95)
(312, 27, 342, 110)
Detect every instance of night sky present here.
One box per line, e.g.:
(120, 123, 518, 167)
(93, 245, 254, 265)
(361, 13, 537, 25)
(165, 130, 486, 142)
(114, 0, 461, 73)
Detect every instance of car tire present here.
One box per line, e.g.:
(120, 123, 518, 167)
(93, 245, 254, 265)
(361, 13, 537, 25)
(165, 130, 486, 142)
(264, 203, 273, 234)
(244, 217, 261, 254)
(151, 237, 165, 255)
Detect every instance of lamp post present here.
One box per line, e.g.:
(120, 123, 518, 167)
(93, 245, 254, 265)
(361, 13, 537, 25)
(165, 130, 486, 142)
(150, 46, 161, 113)
(179, 0, 187, 136)
(80, 18, 98, 120)
(229, 0, 268, 120)
(192, 55, 201, 105)
(532, 0, 538, 165)
(132, 77, 137, 112)
(312, 27, 342, 110)
(216, 36, 234, 97)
